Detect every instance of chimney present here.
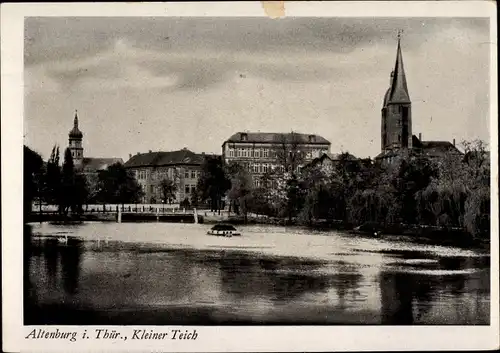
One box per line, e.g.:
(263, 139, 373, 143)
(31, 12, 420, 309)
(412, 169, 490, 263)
(453, 138, 456, 146)
(418, 133, 422, 141)
(149, 150, 152, 153)
(128, 153, 132, 159)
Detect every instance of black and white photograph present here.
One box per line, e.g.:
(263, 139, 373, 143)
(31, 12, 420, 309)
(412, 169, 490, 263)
(2, 2, 498, 352)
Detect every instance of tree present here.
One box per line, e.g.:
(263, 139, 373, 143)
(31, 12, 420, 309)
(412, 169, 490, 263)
(85, 173, 100, 204)
(298, 165, 331, 224)
(45, 145, 61, 206)
(59, 148, 76, 215)
(413, 139, 490, 237)
(97, 163, 144, 205)
(227, 162, 253, 221)
(393, 153, 438, 224)
(273, 131, 305, 175)
(196, 155, 231, 213)
(72, 173, 89, 214)
(190, 187, 199, 208)
(159, 178, 177, 204)
(23, 145, 44, 219)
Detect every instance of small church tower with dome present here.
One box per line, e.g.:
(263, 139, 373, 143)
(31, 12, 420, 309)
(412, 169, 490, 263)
(68, 110, 84, 168)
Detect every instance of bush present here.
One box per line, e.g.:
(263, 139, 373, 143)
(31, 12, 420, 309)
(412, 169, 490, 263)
(180, 198, 191, 209)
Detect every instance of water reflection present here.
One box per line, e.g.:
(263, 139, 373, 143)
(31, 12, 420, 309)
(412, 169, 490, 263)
(25, 224, 490, 325)
(380, 256, 490, 325)
(215, 254, 331, 302)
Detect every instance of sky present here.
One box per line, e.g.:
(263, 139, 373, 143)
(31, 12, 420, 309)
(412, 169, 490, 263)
(24, 17, 491, 161)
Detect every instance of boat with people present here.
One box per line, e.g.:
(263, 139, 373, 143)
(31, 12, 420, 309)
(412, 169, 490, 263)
(207, 223, 241, 237)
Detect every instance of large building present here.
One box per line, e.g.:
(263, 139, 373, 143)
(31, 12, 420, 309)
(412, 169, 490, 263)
(67, 111, 123, 175)
(222, 132, 331, 186)
(376, 35, 462, 164)
(123, 149, 206, 203)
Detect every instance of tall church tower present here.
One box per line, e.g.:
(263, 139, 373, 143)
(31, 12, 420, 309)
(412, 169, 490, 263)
(68, 110, 84, 168)
(381, 33, 412, 153)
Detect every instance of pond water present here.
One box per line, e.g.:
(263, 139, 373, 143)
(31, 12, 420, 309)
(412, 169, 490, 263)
(25, 222, 490, 325)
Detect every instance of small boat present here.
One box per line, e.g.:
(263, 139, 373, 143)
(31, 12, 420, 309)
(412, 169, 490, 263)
(351, 223, 382, 238)
(207, 224, 241, 237)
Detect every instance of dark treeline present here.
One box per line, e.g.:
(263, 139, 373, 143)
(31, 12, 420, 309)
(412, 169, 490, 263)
(25, 138, 490, 241)
(194, 140, 490, 240)
(24, 145, 144, 219)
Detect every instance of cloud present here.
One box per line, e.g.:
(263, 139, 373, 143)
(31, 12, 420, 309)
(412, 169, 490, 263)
(24, 17, 491, 161)
(25, 17, 488, 65)
(26, 17, 489, 93)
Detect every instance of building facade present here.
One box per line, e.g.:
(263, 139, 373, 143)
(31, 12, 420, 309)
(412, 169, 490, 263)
(376, 36, 462, 164)
(67, 111, 123, 174)
(222, 132, 331, 186)
(124, 149, 205, 203)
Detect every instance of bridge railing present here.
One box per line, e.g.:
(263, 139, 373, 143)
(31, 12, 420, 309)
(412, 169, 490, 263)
(31, 204, 259, 218)
(31, 203, 205, 214)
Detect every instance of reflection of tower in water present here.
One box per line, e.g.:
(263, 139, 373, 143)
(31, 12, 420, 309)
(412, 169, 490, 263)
(43, 238, 60, 288)
(41, 237, 83, 296)
(380, 272, 415, 324)
(380, 271, 440, 325)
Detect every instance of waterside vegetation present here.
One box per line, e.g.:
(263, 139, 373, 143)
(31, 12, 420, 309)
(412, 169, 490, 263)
(24, 139, 490, 247)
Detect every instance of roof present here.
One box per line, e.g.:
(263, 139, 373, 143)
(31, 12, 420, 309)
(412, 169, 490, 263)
(376, 136, 463, 161)
(82, 158, 124, 172)
(419, 141, 463, 156)
(383, 37, 410, 107)
(323, 152, 358, 161)
(224, 132, 331, 145)
(412, 135, 463, 156)
(304, 152, 358, 170)
(123, 149, 205, 168)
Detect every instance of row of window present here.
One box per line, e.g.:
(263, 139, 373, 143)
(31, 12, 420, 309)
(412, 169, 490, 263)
(243, 163, 301, 174)
(227, 147, 328, 160)
(148, 184, 196, 195)
(184, 170, 198, 179)
(71, 150, 82, 158)
(228, 148, 270, 158)
(136, 168, 200, 181)
(253, 179, 278, 188)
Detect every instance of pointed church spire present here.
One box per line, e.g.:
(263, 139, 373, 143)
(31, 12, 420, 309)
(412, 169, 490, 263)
(73, 110, 79, 128)
(388, 31, 411, 103)
(69, 109, 83, 138)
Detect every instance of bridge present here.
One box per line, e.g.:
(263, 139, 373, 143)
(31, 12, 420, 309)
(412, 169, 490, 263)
(29, 203, 234, 224)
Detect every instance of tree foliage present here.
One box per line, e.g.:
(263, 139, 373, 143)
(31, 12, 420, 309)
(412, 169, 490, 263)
(159, 178, 177, 204)
(196, 155, 231, 213)
(223, 140, 490, 239)
(38, 145, 88, 216)
(227, 162, 253, 220)
(97, 163, 144, 204)
(23, 145, 44, 218)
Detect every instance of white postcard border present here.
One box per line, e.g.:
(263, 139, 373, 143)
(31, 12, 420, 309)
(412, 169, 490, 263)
(1, 2, 498, 352)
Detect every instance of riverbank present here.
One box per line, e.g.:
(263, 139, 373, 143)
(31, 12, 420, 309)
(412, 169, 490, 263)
(26, 211, 489, 250)
(203, 215, 489, 250)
